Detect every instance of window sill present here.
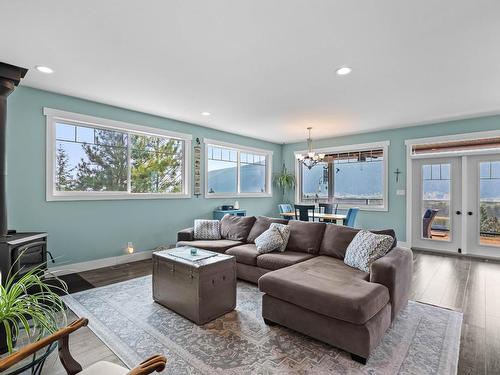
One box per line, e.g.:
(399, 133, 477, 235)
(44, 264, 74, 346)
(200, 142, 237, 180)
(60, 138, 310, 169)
(205, 193, 273, 199)
(47, 192, 192, 201)
(296, 202, 388, 212)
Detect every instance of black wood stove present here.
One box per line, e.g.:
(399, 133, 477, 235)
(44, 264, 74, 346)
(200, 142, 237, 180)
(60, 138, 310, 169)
(0, 63, 49, 284)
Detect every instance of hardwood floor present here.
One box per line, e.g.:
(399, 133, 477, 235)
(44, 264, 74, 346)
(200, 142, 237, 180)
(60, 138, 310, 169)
(42, 253, 500, 374)
(410, 251, 500, 375)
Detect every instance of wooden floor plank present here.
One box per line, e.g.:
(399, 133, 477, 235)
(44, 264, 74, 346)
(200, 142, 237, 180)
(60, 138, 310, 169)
(458, 322, 486, 375)
(485, 314, 500, 375)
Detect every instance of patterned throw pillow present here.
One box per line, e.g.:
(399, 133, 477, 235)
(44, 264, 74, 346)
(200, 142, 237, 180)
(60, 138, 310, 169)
(194, 219, 221, 240)
(254, 227, 284, 254)
(270, 223, 291, 252)
(344, 230, 394, 272)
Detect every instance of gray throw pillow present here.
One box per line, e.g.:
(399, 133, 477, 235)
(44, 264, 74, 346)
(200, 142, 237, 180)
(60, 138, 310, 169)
(344, 230, 394, 272)
(193, 219, 221, 240)
(220, 214, 256, 241)
(255, 227, 284, 254)
(270, 223, 290, 252)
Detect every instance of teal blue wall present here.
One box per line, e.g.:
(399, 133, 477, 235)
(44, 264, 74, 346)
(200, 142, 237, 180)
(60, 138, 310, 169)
(6, 87, 283, 265)
(7, 85, 499, 263)
(283, 115, 500, 241)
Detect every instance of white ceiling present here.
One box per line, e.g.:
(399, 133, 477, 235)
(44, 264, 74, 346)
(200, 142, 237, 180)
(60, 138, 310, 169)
(2, 1, 500, 143)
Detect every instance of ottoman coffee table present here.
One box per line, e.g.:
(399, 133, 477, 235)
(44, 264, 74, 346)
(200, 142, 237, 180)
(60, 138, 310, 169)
(152, 246, 236, 325)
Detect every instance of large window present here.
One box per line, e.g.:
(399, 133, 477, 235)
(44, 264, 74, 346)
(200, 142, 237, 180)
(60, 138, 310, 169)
(205, 139, 272, 198)
(45, 108, 191, 200)
(296, 141, 389, 210)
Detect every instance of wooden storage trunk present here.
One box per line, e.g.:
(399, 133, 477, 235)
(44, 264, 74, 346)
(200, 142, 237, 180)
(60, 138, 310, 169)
(152, 248, 237, 325)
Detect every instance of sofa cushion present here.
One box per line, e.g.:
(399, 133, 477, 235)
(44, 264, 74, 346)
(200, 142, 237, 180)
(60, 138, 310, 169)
(258, 256, 389, 325)
(285, 221, 326, 254)
(226, 244, 260, 266)
(319, 225, 396, 259)
(194, 219, 221, 240)
(220, 215, 256, 241)
(247, 216, 289, 243)
(344, 230, 394, 272)
(176, 239, 243, 253)
(257, 251, 315, 271)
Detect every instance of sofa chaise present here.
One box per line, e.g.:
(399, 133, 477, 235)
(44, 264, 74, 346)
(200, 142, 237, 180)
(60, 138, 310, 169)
(176, 215, 413, 364)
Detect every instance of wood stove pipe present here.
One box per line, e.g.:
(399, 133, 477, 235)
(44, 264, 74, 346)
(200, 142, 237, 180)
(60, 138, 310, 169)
(0, 63, 28, 236)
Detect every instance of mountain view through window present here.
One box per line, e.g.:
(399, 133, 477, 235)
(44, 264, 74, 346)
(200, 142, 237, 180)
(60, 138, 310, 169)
(300, 149, 384, 207)
(207, 145, 268, 195)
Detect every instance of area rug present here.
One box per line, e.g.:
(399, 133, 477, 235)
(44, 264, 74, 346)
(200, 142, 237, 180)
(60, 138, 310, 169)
(62, 276, 462, 374)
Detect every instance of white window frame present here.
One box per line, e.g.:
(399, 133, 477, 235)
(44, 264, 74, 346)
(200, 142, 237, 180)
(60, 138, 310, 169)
(294, 140, 390, 211)
(204, 138, 273, 198)
(45, 108, 192, 201)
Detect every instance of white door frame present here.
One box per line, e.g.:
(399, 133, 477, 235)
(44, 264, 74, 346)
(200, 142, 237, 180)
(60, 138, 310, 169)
(405, 129, 500, 256)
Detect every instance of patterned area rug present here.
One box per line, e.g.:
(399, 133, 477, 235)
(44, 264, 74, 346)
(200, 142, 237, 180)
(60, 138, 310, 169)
(62, 276, 462, 374)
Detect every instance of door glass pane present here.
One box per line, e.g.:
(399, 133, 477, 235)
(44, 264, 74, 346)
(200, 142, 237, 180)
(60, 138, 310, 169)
(479, 161, 500, 247)
(422, 163, 451, 241)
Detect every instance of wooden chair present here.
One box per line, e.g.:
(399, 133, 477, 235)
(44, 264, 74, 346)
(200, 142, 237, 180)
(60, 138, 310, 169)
(0, 318, 167, 375)
(294, 204, 315, 221)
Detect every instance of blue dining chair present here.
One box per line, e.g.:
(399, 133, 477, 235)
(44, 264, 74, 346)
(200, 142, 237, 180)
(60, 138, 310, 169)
(278, 204, 294, 219)
(344, 207, 359, 227)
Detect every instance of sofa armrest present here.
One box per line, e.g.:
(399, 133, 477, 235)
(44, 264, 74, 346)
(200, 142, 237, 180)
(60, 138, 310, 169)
(177, 227, 194, 242)
(370, 246, 413, 321)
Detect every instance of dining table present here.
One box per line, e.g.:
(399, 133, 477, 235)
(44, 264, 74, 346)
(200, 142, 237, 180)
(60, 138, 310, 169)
(280, 211, 347, 224)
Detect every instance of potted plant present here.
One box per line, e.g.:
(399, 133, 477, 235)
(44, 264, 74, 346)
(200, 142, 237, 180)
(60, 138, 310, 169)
(273, 164, 296, 201)
(0, 262, 67, 354)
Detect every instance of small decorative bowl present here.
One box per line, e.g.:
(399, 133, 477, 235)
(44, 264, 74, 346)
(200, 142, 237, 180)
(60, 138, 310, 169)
(190, 248, 198, 256)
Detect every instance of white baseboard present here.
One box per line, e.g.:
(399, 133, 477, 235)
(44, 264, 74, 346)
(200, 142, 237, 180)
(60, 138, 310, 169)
(47, 250, 154, 276)
(397, 241, 411, 248)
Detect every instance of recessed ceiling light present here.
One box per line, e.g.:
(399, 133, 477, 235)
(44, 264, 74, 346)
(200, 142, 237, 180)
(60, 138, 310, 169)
(335, 66, 352, 76)
(201, 112, 211, 116)
(35, 65, 54, 74)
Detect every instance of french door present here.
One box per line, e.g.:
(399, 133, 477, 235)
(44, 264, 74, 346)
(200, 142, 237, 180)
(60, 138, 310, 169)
(466, 154, 500, 257)
(412, 157, 462, 252)
(412, 154, 500, 258)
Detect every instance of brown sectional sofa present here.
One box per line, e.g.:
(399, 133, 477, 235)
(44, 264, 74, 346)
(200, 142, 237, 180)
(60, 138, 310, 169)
(176, 215, 413, 364)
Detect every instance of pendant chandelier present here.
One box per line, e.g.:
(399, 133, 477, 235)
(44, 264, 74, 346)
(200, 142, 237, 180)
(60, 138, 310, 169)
(296, 127, 325, 170)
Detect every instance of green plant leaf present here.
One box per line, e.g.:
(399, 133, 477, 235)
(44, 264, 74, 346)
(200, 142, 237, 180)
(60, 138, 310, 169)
(0, 255, 68, 353)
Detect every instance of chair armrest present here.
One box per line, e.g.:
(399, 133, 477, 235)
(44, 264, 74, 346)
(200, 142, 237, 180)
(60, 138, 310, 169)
(0, 318, 88, 373)
(370, 247, 413, 321)
(127, 355, 167, 375)
(177, 227, 194, 242)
